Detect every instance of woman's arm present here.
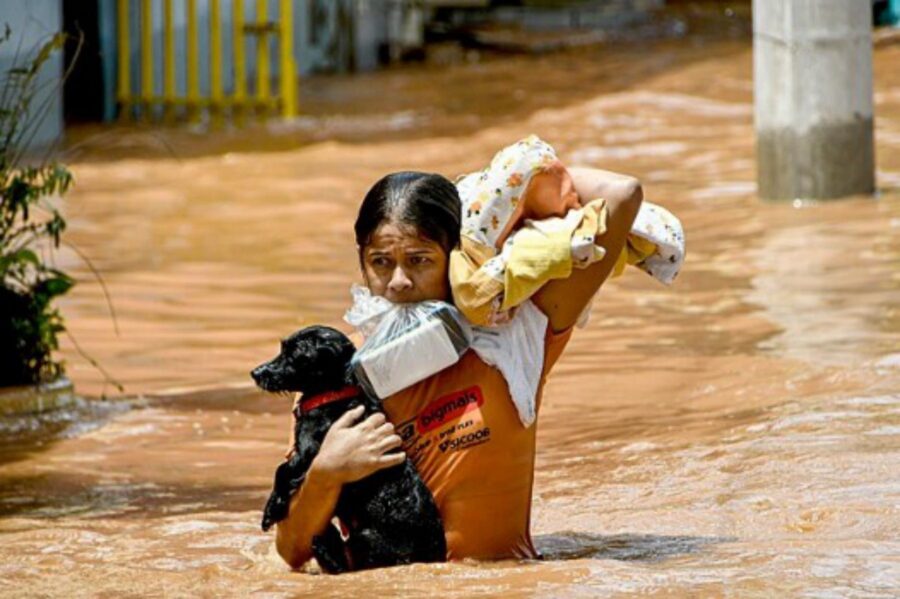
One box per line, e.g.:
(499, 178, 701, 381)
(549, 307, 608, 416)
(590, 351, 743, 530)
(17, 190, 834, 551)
(274, 406, 405, 569)
(275, 461, 343, 569)
(532, 166, 643, 333)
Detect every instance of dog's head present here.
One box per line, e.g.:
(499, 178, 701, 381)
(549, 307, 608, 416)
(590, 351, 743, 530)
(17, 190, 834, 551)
(251, 325, 356, 395)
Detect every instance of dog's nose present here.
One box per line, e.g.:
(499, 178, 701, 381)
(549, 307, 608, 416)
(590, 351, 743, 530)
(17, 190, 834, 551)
(250, 365, 265, 382)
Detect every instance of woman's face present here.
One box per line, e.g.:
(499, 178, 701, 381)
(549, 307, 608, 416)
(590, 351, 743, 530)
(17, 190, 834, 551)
(361, 222, 450, 304)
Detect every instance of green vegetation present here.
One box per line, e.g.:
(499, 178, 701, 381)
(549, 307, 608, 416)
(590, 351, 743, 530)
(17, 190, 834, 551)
(0, 28, 74, 386)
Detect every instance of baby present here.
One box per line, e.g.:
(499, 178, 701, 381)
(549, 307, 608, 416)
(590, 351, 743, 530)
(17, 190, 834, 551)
(450, 135, 684, 327)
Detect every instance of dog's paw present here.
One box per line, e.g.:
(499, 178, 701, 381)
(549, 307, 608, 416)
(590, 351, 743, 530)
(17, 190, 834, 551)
(261, 495, 290, 532)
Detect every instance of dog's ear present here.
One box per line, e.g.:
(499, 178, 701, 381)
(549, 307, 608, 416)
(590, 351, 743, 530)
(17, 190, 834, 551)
(314, 329, 356, 366)
(314, 341, 354, 372)
(292, 334, 349, 387)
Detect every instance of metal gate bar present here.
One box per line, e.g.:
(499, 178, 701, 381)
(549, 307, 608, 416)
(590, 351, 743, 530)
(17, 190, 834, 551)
(116, 0, 297, 121)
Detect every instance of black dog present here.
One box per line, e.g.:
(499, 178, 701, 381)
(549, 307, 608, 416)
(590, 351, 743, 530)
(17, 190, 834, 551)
(251, 325, 446, 573)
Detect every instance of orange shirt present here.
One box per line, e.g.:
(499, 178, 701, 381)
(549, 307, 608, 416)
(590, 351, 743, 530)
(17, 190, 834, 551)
(381, 324, 573, 560)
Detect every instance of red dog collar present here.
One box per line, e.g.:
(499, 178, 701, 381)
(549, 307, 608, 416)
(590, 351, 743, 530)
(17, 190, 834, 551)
(298, 386, 361, 414)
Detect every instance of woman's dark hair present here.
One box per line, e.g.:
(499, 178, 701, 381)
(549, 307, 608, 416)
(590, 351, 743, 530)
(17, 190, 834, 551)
(355, 171, 462, 256)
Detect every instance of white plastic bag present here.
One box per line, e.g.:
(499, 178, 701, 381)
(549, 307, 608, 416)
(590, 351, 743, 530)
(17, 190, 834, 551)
(344, 285, 472, 399)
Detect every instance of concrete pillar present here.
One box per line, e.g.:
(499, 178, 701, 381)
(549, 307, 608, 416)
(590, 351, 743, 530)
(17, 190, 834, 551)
(753, 0, 875, 200)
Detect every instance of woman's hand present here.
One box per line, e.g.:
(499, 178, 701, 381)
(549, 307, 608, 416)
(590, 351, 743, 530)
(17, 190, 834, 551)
(310, 405, 406, 485)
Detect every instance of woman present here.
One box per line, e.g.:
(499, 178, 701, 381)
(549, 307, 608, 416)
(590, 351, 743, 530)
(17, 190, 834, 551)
(274, 159, 643, 567)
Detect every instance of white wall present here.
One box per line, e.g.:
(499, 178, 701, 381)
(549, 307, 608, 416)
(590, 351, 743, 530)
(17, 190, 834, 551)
(0, 0, 64, 154)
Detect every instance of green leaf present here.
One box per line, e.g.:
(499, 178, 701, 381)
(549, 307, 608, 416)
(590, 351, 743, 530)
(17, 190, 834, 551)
(0, 25, 82, 386)
(7, 177, 30, 206)
(38, 274, 74, 298)
(1, 248, 40, 270)
(30, 33, 66, 75)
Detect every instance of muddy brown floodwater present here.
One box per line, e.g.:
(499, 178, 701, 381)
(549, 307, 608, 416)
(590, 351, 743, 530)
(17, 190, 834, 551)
(2, 10, 900, 598)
